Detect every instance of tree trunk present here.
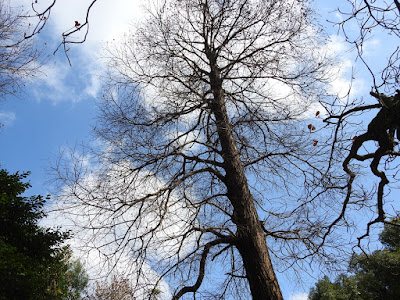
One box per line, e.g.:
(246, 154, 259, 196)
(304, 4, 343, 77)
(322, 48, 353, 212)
(235, 219, 283, 300)
(208, 61, 283, 300)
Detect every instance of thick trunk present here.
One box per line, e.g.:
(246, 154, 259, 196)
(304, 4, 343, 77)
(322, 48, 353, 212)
(235, 220, 283, 300)
(208, 63, 283, 300)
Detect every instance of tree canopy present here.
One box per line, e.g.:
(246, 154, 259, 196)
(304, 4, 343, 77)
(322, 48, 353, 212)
(309, 216, 400, 300)
(51, 0, 351, 299)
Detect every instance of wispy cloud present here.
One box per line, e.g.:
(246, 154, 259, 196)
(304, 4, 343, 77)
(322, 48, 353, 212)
(31, 59, 101, 104)
(0, 111, 16, 126)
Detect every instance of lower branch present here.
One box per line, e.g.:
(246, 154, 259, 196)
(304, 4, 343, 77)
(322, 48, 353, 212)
(172, 238, 233, 300)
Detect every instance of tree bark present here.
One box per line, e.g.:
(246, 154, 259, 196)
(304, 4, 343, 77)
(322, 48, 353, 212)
(207, 56, 283, 300)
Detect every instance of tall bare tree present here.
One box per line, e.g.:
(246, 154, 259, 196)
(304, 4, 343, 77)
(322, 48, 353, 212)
(52, 0, 350, 299)
(0, 0, 42, 99)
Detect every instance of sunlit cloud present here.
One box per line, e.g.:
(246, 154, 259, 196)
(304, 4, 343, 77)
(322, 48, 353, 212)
(43, 0, 144, 54)
(324, 35, 366, 98)
(41, 207, 173, 299)
(11, 0, 145, 103)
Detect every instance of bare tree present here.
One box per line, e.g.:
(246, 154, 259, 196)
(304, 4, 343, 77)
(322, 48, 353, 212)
(0, 0, 42, 99)
(52, 1, 351, 299)
(321, 0, 400, 241)
(87, 276, 136, 300)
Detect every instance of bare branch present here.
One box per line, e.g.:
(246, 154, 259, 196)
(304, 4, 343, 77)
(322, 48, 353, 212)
(172, 238, 233, 300)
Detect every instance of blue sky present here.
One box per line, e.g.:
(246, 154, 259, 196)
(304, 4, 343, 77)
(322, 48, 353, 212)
(0, 0, 397, 299)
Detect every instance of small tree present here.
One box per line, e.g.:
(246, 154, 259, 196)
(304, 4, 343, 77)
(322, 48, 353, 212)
(308, 275, 360, 300)
(91, 276, 136, 300)
(64, 259, 89, 300)
(0, 167, 88, 300)
(309, 216, 400, 300)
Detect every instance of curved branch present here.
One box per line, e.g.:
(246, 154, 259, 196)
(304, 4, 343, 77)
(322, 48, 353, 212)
(324, 103, 381, 123)
(172, 238, 233, 300)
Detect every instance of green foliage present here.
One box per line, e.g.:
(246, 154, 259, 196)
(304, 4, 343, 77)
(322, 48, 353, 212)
(309, 217, 400, 300)
(65, 259, 89, 300)
(0, 167, 88, 299)
(379, 218, 400, 250)
(308, 275, 361, 300)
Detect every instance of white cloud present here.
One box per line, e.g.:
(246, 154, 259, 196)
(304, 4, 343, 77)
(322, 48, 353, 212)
(290, 292, 309, 300)
(15, 0, 144, 42)
(362, 38, 380, 57)
(41, 151, 200, 299)
(334, 11, 343, 22)
(32, 62, 71, 103)
(42, 204, 173, 299)
(0, 111, 16, 126)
